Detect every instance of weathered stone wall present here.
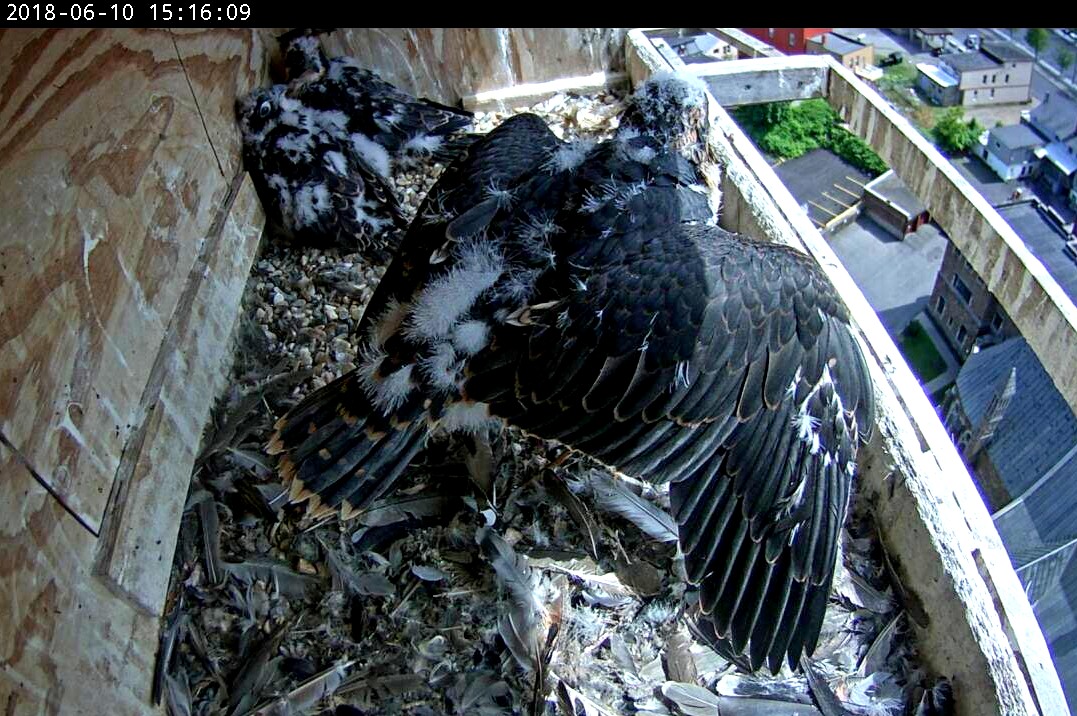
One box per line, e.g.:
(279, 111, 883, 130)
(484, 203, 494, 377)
(826, 62, 1077, 423)
(320, 28, 628, 105)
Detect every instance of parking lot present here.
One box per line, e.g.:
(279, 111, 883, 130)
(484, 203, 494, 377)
(829, 215, 948, 337)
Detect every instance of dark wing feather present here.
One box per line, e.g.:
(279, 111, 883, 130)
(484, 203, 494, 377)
(354, 113, 561, 340)
(466, 213, 873, 672)
(265, 88, 874, 674)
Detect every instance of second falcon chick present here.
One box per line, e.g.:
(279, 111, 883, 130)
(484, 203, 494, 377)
(236, 84, 406, 259)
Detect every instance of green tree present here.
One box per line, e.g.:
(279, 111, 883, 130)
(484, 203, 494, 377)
(1026, 28, 1049, 59)
(932, 107, 985, 154)
(732, 99, 886, 175)
(1058, 47, 1076, 81)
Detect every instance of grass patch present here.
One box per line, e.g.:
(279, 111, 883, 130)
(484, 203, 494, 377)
(898, 321, 947, 384)
(873, 63, 948, 138)
(876, 63, 919, 114)
(878, 62, 918, 91)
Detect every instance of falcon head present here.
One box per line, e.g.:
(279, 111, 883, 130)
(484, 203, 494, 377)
(235, 85, 286, 145)
(619, 73, 722, 219)
(276, 28, 334, 82)
(283, 34, 329, 83)
(620, 73, 711, 163)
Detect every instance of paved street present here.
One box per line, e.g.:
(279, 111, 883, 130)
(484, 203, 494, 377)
(989, 28, 1077, 89)
(980, 28, 1076, 101)
(950, 155, 1021, 205)
(828, 215, 956, 394)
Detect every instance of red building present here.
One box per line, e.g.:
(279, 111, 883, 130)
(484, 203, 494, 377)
(741, 28, 831, 54)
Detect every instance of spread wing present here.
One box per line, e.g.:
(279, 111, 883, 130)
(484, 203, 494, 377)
(465, 218, 874, 672)
(353, 111, 562, 340)
(264, 94, 877, 673)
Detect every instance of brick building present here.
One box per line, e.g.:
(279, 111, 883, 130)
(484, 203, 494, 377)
(805, 32, 874, 69)
(740, 28, 829, 54)
(860, 170, 929, 239)
(929, 199, 1074, 357)
(929, 241, 1017, 357)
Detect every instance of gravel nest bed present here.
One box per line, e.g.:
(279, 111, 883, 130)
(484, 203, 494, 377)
(155, 88, 947, 716)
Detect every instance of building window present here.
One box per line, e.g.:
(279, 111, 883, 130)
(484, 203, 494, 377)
(957, 324, 968, 345)
(936, 294, 947, 314)
(1005, 73, 1010, 82)
(991, 88, 996, 98)
(768, 28, 775, 38)
(952, 274, 973, 304)
(983, 74, 988, 83)
(992, 74, 997, 83)
(788, 32, 795, 48)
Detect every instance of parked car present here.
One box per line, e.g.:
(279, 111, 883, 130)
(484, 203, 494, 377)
(879, 51, 904, 67)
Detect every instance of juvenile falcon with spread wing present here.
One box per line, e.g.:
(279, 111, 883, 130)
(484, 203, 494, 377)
(267, 74, 875, 673)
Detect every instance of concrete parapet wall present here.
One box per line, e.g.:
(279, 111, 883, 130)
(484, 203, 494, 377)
(627, 30, 1067, 716)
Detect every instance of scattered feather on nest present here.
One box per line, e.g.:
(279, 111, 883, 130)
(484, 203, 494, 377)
(579, 470, 678, 543)
(354, 491, 459, 527)
(660, 681, 720, 716)
(244, 660, 354, 716)
(557, 680, 620, 716)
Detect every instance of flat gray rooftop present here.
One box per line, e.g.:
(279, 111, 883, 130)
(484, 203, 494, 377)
(996, 200, 1077, 305)
(829, 216, 947, 335)
(865, 170, 927, 218)
(983, 42, 1031, 63)
(991, 123, 1045, 150)
(816, 33, 866, 56)
(944, 51, 999, 74)
(773, 148, 872, 228)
